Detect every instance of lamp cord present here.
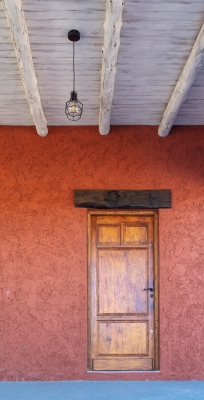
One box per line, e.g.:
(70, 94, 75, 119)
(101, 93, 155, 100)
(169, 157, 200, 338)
(73, 41, 75, 92)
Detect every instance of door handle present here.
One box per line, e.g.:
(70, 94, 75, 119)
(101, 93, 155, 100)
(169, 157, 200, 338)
(143, 287, 154, 292)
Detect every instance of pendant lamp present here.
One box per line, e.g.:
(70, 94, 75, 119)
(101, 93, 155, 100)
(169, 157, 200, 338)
(65, 30, 83, 121)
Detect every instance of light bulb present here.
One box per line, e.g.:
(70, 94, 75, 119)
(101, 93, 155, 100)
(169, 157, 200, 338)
(68, 104, 79, 114)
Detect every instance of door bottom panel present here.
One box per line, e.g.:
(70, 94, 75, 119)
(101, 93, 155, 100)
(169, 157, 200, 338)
(93, 357, 153, 371)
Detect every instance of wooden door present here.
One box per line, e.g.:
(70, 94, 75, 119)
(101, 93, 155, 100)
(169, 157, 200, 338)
(88, 211, 158, 371)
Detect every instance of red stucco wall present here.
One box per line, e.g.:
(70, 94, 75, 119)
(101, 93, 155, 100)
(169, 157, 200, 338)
(0, 125, 204, 381)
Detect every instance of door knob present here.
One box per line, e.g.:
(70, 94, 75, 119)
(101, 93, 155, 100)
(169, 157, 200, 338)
(143, 287, 154, 292)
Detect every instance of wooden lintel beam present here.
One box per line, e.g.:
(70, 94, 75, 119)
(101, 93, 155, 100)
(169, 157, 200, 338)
(99, 0, 124, 135)
(158, 22, 204, 137)
(75, 190, 172, 209)
(3, 0, 48, 137)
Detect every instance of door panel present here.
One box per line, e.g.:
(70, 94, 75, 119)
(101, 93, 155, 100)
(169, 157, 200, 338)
(88, 211, 158, 371)
(93, 357, 152, 371)
(98, 321, 149, 355)
(98, 249, 148, 315)
(124, 225, 147, 245)
(98, 225, 121, 245)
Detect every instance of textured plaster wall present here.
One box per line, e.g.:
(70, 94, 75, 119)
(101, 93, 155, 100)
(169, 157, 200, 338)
(0, 125, 204, 381)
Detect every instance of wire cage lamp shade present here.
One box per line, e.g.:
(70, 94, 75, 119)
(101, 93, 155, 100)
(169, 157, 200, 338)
(65, 30, 83, 121)
(65, 91, 83, 121)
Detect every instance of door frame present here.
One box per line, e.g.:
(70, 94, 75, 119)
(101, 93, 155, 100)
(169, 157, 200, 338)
(87, 209, 159, 371)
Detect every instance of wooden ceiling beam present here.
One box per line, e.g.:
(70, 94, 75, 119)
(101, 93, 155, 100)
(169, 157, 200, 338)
(158, 23, 204, 137)
(3, 0, 48, 137)
(99, 0, 124, 135)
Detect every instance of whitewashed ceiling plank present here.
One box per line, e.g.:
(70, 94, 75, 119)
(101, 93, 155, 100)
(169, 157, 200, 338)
(23, 0, 105, 7)
(126, 3, 204, 12)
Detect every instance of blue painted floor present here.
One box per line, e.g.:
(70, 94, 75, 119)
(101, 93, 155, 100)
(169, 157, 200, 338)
(0, 381, 204, 400)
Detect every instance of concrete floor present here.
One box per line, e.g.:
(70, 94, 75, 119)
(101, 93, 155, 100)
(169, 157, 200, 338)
(0, 381, 204, 400)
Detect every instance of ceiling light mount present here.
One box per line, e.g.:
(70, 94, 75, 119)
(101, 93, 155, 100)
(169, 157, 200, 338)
(68, 29, 80, 42)
(65, 30, 83, 121)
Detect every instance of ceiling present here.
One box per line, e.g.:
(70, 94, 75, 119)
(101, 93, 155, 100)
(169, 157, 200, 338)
(1, 0, 204, 129)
